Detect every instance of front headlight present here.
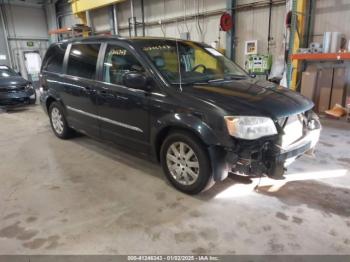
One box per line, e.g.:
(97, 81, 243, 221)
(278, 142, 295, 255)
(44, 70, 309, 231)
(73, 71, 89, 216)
(224, 116, 278, 140)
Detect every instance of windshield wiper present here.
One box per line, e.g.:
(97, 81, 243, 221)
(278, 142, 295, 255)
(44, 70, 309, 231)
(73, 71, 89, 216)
(207, 78, 226, 83)
(224, 74, 248, 80)
(206, 75, 247, 83)
(173, 75, 248, 85)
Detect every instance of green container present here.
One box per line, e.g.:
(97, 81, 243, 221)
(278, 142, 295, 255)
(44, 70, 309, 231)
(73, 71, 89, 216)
(245, 54, 272, 74)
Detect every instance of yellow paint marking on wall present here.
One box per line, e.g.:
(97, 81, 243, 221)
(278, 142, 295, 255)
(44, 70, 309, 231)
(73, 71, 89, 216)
(72, 0, 125, 14)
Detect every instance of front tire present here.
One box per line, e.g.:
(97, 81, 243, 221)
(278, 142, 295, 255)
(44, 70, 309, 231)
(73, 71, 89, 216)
(49, 102, 73, 139)
(160, 131, 214, 194)
(29, 89, 37, 105)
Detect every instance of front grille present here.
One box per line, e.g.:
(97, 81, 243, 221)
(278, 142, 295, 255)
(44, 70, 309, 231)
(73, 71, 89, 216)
(0, 85, 26, 93)
(0, 97, 29, 106)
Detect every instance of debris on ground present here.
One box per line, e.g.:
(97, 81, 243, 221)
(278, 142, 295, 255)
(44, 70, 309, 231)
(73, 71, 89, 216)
(325, 104, 347, 119)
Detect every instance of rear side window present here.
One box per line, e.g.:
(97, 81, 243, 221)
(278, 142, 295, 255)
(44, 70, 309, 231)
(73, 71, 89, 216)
(42, 43, 67, 73)
(67, 44, 100, 79)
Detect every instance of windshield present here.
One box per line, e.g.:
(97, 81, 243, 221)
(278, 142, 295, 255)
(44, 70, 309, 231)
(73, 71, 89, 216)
(138, 40, 247, 85)
(0, 66, 18, 78)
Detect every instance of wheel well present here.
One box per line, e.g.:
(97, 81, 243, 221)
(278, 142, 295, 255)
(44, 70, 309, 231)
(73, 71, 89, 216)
(155, 126, 206, 162)
(46, 97, 56, 112)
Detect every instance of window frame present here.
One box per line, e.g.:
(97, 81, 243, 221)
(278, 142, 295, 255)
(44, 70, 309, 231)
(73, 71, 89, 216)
(42, 43, 68, 74)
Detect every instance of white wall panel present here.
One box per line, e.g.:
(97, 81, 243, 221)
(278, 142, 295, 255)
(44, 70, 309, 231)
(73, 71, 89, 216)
(3, 4, 48, 38)
(235, 3, 286, 66)
(0, 10, 11, 67)
(1, 4, 49, 76)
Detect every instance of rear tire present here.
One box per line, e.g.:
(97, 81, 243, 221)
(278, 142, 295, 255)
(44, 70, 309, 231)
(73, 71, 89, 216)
(160, 131, 215, 194)
(49, 102, 74, 139)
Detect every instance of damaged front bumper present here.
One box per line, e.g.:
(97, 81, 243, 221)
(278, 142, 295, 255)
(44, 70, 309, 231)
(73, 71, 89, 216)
(211, 112, 321, 181)
(264, 126, 321, 177)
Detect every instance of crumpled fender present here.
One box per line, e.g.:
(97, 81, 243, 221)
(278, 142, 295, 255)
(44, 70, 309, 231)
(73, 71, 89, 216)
(152, 112, 221, 146)
(152, 113, 236, 181)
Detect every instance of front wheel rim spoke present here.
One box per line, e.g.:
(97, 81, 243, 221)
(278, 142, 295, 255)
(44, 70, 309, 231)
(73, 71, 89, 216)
(173, 166, 182, 179)
(186, 168, 198, 180)
(170, 144, 179, 156)
(169, 163, 178, 172)
(187, 161, 199, 168)
(185, 150, 194, 160)
(183, 172, 190, 184)
(179, 142, 185, 156)
(167, 153, 179, 163)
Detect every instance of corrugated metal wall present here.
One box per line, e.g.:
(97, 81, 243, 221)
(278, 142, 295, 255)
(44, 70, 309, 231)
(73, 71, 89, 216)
(84, 0, 287, 67)
(59, 0, 350, 67)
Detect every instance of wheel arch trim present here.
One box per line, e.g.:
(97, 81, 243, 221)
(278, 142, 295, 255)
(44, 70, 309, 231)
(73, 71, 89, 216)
(152, 113, 221, 160)
(152, 113, 237, 182)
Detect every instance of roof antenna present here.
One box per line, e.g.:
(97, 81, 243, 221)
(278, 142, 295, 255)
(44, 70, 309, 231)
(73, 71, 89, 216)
(175, 38, 183, 92)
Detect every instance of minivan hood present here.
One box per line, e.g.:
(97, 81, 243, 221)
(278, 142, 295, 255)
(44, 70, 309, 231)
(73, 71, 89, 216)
(182, 79, 314, 119)
(0, 76, 28, 89)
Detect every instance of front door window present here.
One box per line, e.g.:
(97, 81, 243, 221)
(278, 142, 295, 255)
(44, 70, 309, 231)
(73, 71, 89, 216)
(103, 45, 145, 85)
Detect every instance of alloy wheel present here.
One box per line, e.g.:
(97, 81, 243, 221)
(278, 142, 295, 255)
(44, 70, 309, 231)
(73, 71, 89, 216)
(51, 107, 64, 135)
(166, 142, 200, 186)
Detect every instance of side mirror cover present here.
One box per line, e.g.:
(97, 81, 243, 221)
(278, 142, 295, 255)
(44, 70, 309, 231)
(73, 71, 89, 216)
(123, 72, 151, 91)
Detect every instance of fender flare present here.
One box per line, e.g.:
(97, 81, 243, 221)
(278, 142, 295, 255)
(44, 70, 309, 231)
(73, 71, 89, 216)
(43, 90, 66, 114)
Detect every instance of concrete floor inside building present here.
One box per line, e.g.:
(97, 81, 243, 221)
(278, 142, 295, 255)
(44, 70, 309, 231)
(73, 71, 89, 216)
(0, 105, 350, 254)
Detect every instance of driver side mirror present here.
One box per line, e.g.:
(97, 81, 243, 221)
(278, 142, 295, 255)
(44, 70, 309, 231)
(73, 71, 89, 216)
(17, 71, 22, 77)
(123, 72, 151, 91)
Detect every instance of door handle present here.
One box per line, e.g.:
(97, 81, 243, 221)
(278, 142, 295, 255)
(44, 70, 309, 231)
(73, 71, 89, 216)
(98, 90, 115, 98)
(85, 87, 96, 95)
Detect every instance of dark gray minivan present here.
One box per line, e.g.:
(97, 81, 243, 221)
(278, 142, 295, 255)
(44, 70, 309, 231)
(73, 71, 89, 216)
(40, 36, 321, 194)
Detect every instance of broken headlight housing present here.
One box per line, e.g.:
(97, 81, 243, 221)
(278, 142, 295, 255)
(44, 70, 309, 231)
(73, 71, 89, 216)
(224, 116, 278, 140)
(25, 83, 33, 90)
